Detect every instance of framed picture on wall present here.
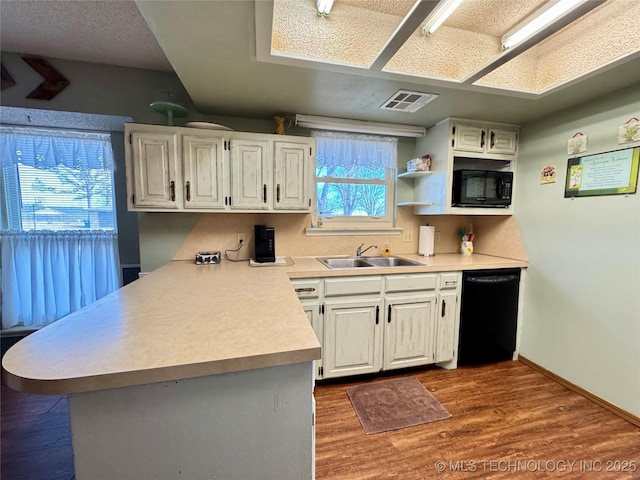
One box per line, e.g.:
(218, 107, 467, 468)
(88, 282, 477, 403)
(565, 146, 640, 198)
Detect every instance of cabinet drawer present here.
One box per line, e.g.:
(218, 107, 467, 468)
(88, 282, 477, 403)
(324, 276, 382, 297)
(385, 274, 437, 293)
(439, 273, 460, 290)
(291, 279, 321, 299)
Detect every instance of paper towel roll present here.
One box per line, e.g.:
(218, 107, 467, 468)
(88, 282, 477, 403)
(418, 226, 435, 256)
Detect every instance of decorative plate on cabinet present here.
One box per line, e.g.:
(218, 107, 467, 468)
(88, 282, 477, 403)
(185, 122, 233, 131)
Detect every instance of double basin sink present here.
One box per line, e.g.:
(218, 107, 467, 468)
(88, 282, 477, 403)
(317, 256, 423, 269)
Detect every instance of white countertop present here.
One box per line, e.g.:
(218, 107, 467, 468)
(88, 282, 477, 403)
(1, 253, 526, 395)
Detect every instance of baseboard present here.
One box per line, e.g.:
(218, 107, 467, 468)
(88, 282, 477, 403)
(518, 356, 640, 428)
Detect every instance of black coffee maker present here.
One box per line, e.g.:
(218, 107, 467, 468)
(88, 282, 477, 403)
(254, 225, 275, 263)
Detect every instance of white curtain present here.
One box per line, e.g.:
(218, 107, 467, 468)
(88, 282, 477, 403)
(313, 131, 398, 169)
(1, 231, 120, 329)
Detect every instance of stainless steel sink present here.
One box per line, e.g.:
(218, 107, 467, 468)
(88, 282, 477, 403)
(317, 256, 423, 269)
(364, 257, 422, 267)
(317, 257, 374, 269)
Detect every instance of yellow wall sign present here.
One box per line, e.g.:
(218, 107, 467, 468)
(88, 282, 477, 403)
(565, 147, 639, 198)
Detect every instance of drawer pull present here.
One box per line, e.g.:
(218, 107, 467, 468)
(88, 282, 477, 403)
(295, 287, 316, 293)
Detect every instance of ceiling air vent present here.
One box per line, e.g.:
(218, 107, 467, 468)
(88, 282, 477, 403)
(380, 90, 438, 113)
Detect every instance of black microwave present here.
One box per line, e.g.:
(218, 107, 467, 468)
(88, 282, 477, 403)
(452, 170, 513, 207)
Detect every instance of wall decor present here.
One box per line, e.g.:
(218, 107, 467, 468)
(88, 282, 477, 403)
(1, 64, 16, 90)
(21, 57, 69, 100)
(618, 117, 640, 144)
(540, 164, 557, 184)
(567, 132, 587, 155)
(565, 146, 639, 198)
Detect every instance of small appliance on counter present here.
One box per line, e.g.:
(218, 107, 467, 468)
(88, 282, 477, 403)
(418, 225, 435, 256)
(254, 224, 275, 263)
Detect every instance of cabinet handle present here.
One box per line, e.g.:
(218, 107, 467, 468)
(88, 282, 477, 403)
(170, 181, 176, 202)
(441, 299, 446, 317)
(263, 184, 267, 204)
(388, 304, 392, 323)
(295, 287, 316, 293)
(185, 181, 191, 202)
(480, 130, 486, 148)
(276, 184, 281, 203)
(490, 131, 495, 149)
(375, 305, 380, 325)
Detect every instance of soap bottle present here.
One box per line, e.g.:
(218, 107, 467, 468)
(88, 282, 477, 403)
(381, 242, 391, 257)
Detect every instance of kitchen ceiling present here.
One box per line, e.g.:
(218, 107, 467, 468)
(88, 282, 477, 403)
(1, 0, 639, 128)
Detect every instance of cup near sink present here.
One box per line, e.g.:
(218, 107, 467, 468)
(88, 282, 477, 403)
(317, 256, 422, 269)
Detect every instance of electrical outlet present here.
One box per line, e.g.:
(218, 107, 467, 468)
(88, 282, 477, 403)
(402, 231, 412, 242)
(435, 231, 441, 243)
(237, 233, 245, 246)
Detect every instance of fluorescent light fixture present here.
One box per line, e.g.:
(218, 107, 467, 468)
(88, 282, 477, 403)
(502, 0, 587, 49)
(317, 0, 334, 16)
(295, 114, 426, 137)
(422, 0, 464, 35)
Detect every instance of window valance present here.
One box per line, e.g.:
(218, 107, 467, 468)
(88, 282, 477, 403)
(313, 131, 397, 170)
(0, 126, 114, 170)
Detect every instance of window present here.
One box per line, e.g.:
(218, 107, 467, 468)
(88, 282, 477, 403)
(314, 131, 397, 228)
(0, 126, 120, 330)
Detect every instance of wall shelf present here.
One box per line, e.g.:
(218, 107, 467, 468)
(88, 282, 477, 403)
(397, 201, 433, 207)
(397, 171, 433, 179)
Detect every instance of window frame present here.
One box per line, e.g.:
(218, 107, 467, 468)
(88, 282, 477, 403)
(313, 132, 397, 230)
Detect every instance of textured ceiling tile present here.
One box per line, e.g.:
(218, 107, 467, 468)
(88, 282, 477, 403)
(384, 26, 501, 81)
(272, 0, 408, 67)
(476, 1, 640, 93)
(445, 0, 548, 37)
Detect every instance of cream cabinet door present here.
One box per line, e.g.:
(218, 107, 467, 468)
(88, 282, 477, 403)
(323, 298, 383, 379)
(273, 139, 311, 210)
(182, 135, 226, 209)
(435, 292, 457, 363)
(300, 302, 323, 380)
(452, 123, 485, 153)
(487, 128, 518, 155)
(383, 295, 437, 370)
(130, 132, 180, 208)
(229, 138, 270, 209)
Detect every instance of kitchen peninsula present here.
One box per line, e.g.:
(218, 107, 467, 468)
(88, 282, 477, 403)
(2, 253, 526, 479)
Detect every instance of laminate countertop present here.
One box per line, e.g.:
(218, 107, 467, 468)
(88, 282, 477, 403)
(2, 253, 527, 395)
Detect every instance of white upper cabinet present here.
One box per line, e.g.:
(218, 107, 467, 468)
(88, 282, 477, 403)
(452, 121, 518, 156)
(125, 123, 314, 213)
(182, 135, 226, 209)
(273, 139, 312, 210)
(229, 137, 270, 210)
(130, 132, 180, 209)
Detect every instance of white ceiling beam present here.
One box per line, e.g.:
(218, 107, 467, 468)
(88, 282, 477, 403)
(369, 0, 440, 72)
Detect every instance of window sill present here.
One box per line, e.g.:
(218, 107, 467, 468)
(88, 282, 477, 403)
(305, 227, 403, 237)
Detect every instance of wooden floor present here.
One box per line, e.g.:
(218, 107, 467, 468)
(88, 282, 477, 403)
(1, 360, 638, 479)
(314, 361, 640, 480)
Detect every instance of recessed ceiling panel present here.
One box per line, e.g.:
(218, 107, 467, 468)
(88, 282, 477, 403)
(271, 0, 415, 68)
(474, 1, 640, 93)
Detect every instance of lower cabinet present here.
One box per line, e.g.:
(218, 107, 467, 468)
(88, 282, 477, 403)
(323, 298, 383, 379)
(384, 294, 437, 371)
(292, 271, 461, 380)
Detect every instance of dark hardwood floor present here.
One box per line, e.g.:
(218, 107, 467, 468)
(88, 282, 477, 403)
(1, 360, 638, 479)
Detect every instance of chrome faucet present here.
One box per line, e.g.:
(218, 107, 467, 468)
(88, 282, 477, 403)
(356, 242, 377, 257)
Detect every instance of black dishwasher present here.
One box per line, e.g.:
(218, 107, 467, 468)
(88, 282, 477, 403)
(458, 268, 521, 366)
